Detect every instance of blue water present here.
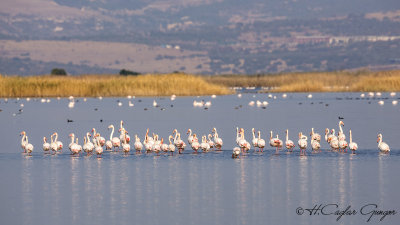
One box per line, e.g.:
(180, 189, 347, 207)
(0, 93, 399, 225)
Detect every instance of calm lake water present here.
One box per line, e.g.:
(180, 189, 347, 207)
(0, 93, 399, 225)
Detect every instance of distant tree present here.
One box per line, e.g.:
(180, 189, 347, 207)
(119, 69, 140, 76)
(51, 68, 67, 76)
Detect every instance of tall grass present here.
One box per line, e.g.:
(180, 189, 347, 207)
(2, 70, 400, 97)
(0, 74, 231, 97)
(206, 70, 400, 92)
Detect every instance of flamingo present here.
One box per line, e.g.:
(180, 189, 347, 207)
(207, 134, 215, 150)
(74, 138, 82, 155)
(20, 131, 28, 152)
(119, 120, 130, 144)
(238, 128, 249, 152)
(187, 129, 194, 145)
(122, 132, 130, 154)
(94, 138, 103, 156)
(84, 133, 94, 153)
(105, 130, 113, 151)
(168, 135, 176, 155)
(43, 137, 50, 152)
(285, 129, 295, 153)
(377, 134, 390, 153)
(232, 147, 241, 158)
(161, 138, 169, 152)
(173, 129, 185, 153)
(252, 128, 259, 151)
(134, 135, 143, 152)
(324, 128, 331, 143)
(270, 131, 282, 154)
(54, 132, 63, 151)
(329, 130, 339, 151)
(338, 121, 346, 141)
(191, 134, 200, 152)
(68, 133, 76, 152)
(257, 131, 266, 152)
(310, 128, 321, 142)
(311, 140, 321, 153)
(200, 135, 210, 152)
(152, 135, 161, 154)
(235, 127, 241, 145)
(349, 130, 358, 154)
(144, 129, 154, 152)
(92, 128, 106, 147)
(338, 138, 348, 153)
(298, 132, 308, 156)
(108, 125, 121, 151)
(50, 133, 58, 153)
(212, 128, 223, 151)
(24, 135, 34, 154)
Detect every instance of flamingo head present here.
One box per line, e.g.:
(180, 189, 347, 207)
(325, 128, 329, 134)
(20, 131, 26, 136)
(331, 129, 335, 134)
(339, 121, 344, 126)
(172, 129, 177, 134)
(212, 128, 216, 133)
(187, 129, 191, 134)
(108, 125, 113, 129)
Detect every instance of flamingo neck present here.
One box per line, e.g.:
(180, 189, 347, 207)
(21, 133, 26, 144)
(54, 133, 58, 142)
(349, 131, 353, 143)
(70, 134, 75, 144)
(110, 126, 114, 140)
(43, 137, 46, 144)
(286, 131, 289, 142)
(86, 133, 91, 142)
(339, 122, 343, 133)
(252, 129, 255, 139)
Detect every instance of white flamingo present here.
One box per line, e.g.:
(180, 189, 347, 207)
(329, 130, 339, 151)
(122, 132, 130, 154)
(212, 128, 223, 151)
(50, 133, 58, 153)
(20, 131, 28, 152)
(161, 138, 169, 152)
(92, 128, 106, 147)
(285, 129, 295, 153)
(187, 129, 194, 145)
(108, 125, 121, 151)
(349, 130, 358, 154)
(134, 135, 143, 152)
(152, 135, 161, 154)
(257, 131, 266, 152)
(54, 132, 63, 151)
(311, 140, 321, 153)
(232, 147, 241, 158)
(298, 132, 307, 156)
(24, 135, 34, 154)
(207, 134, 215, 150)
(377, 134, 390, 153)
(69, 133, 76, 152)
(94, 138, 103, 156)
(191, 134, 200, 152)
(119, 120, 130, 144)
(85, 133, 94, 153)
(168, 135, 176, 155)
(310, 127, 321, 142)
(252, 128, 259, 151)
(43, 137, 50, 152)
(75, 138, 82, 154)
(200, 135, 210, 152)
(338, 121, 346, 141)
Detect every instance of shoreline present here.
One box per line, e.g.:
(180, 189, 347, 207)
(1, 70, 400, 97)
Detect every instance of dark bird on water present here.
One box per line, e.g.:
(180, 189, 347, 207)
(67, 119, 74, 123)
(338, 116, 344, 120)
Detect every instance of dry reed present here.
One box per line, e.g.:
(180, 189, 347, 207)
(0, 74, 231, 97)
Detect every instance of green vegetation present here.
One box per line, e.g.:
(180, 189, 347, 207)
(119, 69, 140, 76)
(50, 68, 67, 76)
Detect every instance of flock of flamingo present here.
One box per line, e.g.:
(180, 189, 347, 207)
(19, 120, 390, 158)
